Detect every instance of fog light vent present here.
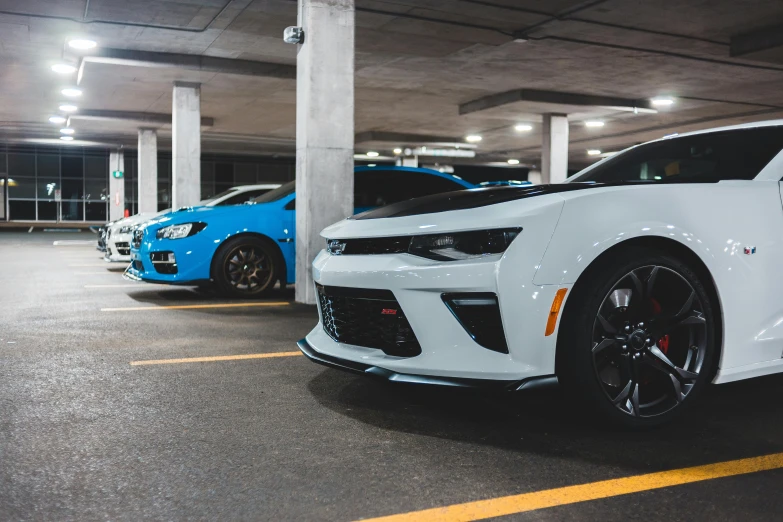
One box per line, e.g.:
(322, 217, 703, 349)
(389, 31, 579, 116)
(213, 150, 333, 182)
(442, 293, 508, 353)
(150, 251, 177, 274)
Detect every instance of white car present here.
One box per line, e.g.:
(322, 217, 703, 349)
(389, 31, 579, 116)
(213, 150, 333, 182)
(103, 184, 280, 262)
(299, 120, 783, 428)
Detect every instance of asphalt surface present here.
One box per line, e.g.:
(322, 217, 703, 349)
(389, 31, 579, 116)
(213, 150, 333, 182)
(2, 230, 783, 521)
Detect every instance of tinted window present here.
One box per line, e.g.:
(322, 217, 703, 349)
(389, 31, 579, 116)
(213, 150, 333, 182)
(354, 170, 465, 207)
(254, 180, 295, 203)
(575, 127, 783, 183)
(216, 189, 271, 206)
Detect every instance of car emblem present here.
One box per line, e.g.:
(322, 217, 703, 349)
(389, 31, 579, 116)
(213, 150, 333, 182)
(381, 309, 398, 315)
(327, 239, 347, 255)
(744, 246, 756, 255)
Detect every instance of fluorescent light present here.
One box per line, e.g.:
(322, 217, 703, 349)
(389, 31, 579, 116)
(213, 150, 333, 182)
(68, 39, 97, 50)
(514, 124, 533, 132)
(61, 88, 82, 97)
(366, 151, 379, 157)
(585, 121, 605, 128)
(60, 136, 74, 141)
(60, 128, 75, 135)
(587, 149, 602, 155)
(59, 104, 78, 112)
(651, 97, 674, 107)
(393, 148, 402, 154)
(48, 116, 66, 124)
(51, 63, 77, 74)
(465, 135, 482, 143)
(367, 164, 377, 167)
(507, 159, 520, 165)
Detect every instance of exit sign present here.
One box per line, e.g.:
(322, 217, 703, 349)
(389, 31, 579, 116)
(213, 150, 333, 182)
(112, 170, 124, 179)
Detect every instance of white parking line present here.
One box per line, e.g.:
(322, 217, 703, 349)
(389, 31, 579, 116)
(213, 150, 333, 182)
(84, 284, 141, 288)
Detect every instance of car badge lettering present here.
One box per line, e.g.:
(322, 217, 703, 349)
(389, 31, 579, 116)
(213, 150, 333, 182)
(328, 240, 347, 255)
(381, 309, 398, 315)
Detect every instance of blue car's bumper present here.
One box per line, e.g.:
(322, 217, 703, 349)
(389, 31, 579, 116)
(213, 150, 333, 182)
(126, 228, 213, 285)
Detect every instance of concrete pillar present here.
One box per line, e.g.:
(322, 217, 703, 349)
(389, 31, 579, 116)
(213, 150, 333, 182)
(108, 149, 125, 221)
(541, 114, 569, 184)
(172, 81, 201, 209)
(295, 0, 355, 305)
(137, 129, 158, 214)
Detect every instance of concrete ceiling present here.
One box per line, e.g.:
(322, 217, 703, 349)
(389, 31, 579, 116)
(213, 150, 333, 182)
(2, 0, 783, 168)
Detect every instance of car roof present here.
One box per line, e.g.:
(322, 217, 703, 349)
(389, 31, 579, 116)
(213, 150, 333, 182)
(353, 165, 475, 188)
(230, 184, 281, 192)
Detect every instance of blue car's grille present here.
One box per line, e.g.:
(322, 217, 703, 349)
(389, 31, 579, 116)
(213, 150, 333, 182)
(316, 284, 421, 357)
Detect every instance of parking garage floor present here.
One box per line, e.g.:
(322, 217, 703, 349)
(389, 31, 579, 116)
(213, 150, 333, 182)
(3, 231, 783, 520)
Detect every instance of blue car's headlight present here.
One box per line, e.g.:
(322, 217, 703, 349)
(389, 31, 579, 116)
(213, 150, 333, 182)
(156, 222, 207, 240)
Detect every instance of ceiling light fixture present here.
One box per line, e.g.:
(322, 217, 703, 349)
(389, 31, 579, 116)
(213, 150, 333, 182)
(61, 88, 82, 97)
(507, 159, 520, 165)
(587, 149, 602, 155)
(514, 124, 533, 132)
(651, 97, 675, 107)
(51, 63, 77, 74)
(366, 151, 379, 157)
(60, 128, 75, 135)
(48, 116, 67, 124)
(60, 136, 74, 141)
(393, 148, 402, 154)
(68, 39, 97, 50)
(59, 104, 78, 112)
(465, 135, 482, 143)
(585, 121, 605, 128)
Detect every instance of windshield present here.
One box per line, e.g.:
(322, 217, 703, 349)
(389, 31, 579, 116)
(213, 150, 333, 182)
(253, 180, 295, 203)
(573, 127, 783, 184)
(197, 188, 238, 206)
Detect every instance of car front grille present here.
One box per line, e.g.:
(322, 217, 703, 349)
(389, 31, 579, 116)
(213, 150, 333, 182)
(132, 229, 143, 248)
(327, 236, 409, 255)
(115, 242, 130, 256)
(316, 284, 421, 357)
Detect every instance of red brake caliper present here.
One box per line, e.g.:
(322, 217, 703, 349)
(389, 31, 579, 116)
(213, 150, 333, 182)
(650, 298, 669, 354)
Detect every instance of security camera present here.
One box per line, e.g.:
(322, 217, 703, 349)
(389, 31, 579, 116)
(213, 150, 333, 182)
(283, 26, 304, 44)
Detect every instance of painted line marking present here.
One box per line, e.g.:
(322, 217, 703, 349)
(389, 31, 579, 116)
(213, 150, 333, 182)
(101, 302, 290, 312)
(74, 271, 123, 275)
(69, 263, 113, 267)
(85, 284, 142, 288)
(131, 351, 303, 366)
(53, 240, 96, 246)
(359, 452, 783, 522)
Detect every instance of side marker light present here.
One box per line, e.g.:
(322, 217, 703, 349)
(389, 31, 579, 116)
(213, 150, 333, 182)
(545, 288, 568, 336)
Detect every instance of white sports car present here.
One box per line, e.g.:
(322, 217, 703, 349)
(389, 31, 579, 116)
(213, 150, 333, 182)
(103, 184, 280, 262)
(299, 120, 783, 427)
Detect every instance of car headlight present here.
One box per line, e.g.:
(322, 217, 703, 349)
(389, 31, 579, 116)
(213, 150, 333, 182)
(327, 227, 521, 261)
(409, 228, 521, 261)
(156, 222, 207, 240)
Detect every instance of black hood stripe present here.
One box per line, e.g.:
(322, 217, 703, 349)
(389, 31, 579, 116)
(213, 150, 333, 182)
(351, 183, 606, 220)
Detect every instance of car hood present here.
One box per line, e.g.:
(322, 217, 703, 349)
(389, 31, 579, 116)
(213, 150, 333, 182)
(146, 202, 274, 229)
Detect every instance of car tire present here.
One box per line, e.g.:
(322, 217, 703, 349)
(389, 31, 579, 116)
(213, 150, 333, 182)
(556, 246, 719, 429)
(211, 236, 281, 298)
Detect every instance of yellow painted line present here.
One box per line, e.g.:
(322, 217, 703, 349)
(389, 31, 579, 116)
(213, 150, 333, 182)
(360, 452, 783, 522)
(101, 301, 290, 312)
(131, 351, 303, 366)
(85, 284, 142, 288)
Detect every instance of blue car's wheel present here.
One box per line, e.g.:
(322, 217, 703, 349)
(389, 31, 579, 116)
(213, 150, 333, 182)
(212, 236, 280, 298)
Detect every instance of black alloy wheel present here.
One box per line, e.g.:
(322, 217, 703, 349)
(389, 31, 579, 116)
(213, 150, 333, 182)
(212, 236, 280, 297)
(557, 248, 718, 428)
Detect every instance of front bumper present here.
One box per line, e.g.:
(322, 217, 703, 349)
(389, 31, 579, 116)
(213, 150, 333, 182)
(297, 338, 557, 390)
(304, 250, 569, 382)
(104, 233, 132, 262)
(125, 228, 213, 284)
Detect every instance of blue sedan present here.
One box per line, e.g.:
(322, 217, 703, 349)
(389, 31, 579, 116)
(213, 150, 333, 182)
(126, 166, 477, 297)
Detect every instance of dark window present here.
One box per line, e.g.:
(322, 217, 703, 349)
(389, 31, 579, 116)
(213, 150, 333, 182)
(85, 155, 106, 179)
(38, 154, 59, 177)
(38, 201, 57, 220)
(9, 200, 35, 220)
(576, 127, 783, 183)
(37, 178, 59, 199)
(8, 154, 35, 177)
(354, 170, 465, 207)
(85, 179, 108, 201)
(234, 163, 256, 184)
(215, 163, 233, 182)
(85, 202, 107, 221)
(61, 156, 83, 179)
(8, 177, 35, 198)
(216, 189, 271, 206)
(62, 200, 84, 221)
(61, 178, 84, 199)
(254, 181, 295, 203)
